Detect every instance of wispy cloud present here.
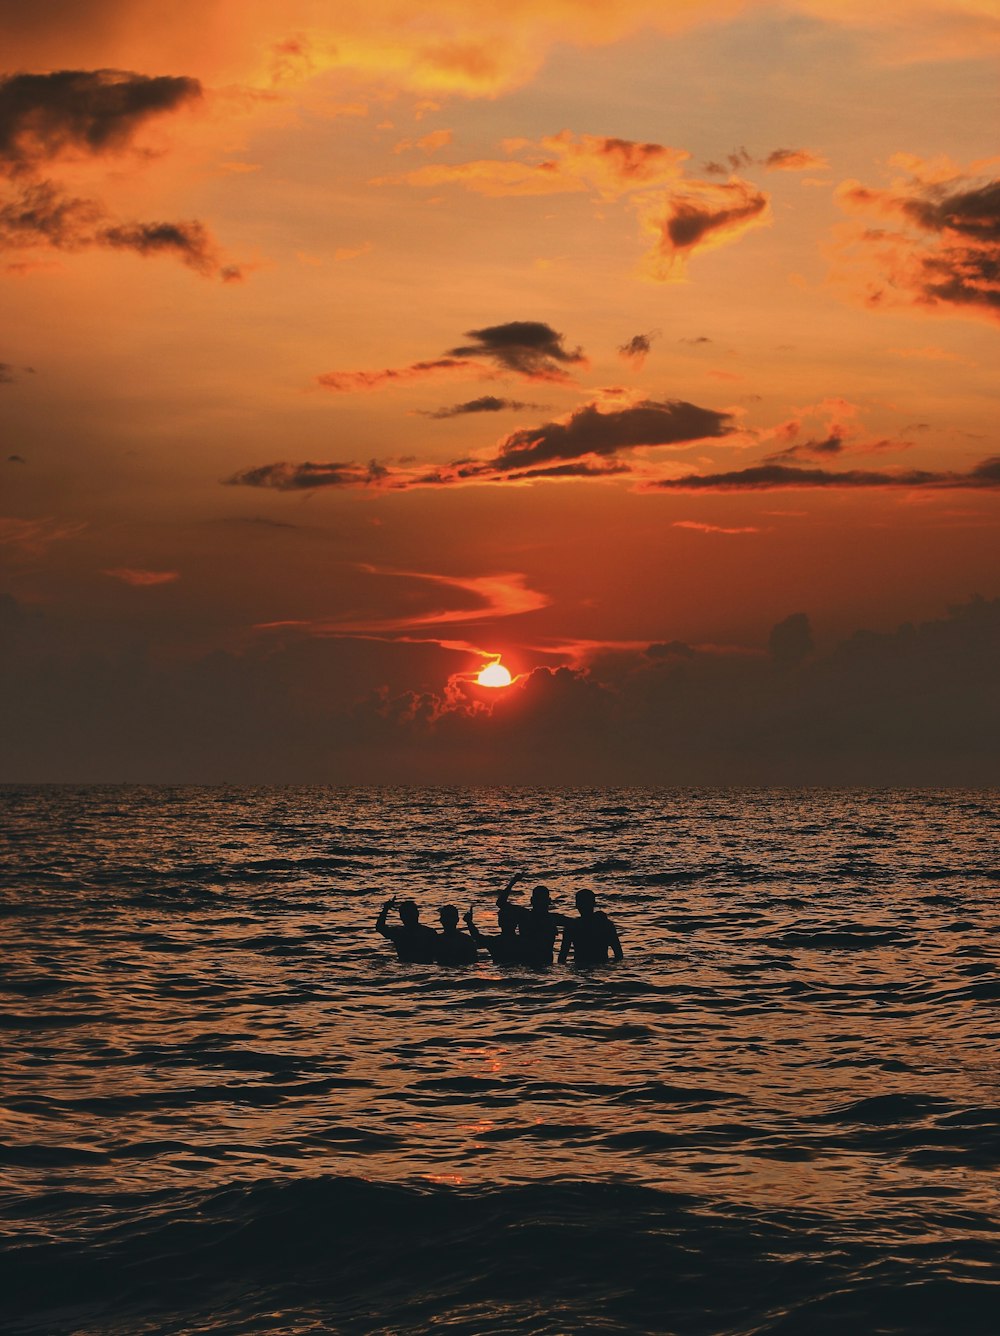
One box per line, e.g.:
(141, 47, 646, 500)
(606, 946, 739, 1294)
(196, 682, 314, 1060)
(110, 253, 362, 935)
(653, 456, 1000, 491)
(103, 567, 180, 586)
(0, 515, 85, 555)
(257, 565, 550, 639)
(704, 146, 827, 175)
(672, 520, 763, 534)
(317, 358, 473, 392)
(378, 131, 688, 199)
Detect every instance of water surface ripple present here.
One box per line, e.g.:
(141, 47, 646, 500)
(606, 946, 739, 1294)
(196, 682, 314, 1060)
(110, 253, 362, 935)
(2, 786, 998, 1334)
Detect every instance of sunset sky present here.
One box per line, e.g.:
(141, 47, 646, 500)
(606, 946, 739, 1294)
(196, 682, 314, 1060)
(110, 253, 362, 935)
(2, 0, 998, 782)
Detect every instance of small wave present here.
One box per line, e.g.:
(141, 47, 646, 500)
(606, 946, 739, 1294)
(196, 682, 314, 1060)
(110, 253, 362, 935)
(815, 1093, 954, 1125)
(613, 1081, 746, 1106)
(764, 923, 910, 950)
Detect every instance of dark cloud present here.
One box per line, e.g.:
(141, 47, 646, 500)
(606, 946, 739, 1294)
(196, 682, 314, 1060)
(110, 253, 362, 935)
(230, 397, 734, 492)
(655, 455, 1000, 491)
(617, 331, 658, 366)
(665, 182, 769, 253)
(0, 179, 103, 249)
(0, 362, 15, 383)
(838, 172, 1000, 319)
(0, 68, 237, 279)
(418, 395, 541, 419)
(769, 612, 814, 668)
(898, 180, 1000, 242)
(446, 321, 586, 381)
(225, 461, 388, 491)
(639, 178, 771, 278)
(99, 219, 242, 279)
(680, 336, 712, 344)
(488, 399, 733, 473)
(0, 178, 238, 278)
(0, 69, 201, 176)
(7, 453, 26, 463)
(319, 322, 585, 392)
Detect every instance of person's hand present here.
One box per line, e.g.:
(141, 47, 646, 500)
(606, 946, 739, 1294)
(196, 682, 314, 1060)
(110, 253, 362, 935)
(383, 897, 397, 909)
(463, 908, 474, 925)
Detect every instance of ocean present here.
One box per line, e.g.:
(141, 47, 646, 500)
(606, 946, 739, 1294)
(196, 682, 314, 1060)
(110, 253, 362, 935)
(2, 785, 998, 1334)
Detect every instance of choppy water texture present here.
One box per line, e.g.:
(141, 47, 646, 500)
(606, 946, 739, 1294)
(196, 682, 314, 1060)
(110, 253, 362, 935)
(2, 787, 999, 1335)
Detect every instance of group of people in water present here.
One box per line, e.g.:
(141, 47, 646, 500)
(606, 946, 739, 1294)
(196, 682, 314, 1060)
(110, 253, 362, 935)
(376, 871, 624, 968)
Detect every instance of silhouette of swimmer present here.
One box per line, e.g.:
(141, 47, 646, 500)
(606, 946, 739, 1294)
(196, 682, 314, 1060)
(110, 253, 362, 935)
(375, 897, 438, 964)
(558, 888, 624, 966)
(435, 904, 478, 966)
(463, 904, 525, 964)
(498, 874, 569, 966)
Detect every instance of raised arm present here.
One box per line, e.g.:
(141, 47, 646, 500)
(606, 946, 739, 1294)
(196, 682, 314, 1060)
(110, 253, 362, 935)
(375, 898, 396, 938)
(463, 907, 489, 946)
(496, 870, 524, 906)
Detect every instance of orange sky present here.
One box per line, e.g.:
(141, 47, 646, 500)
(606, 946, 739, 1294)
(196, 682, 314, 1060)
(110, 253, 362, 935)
(2, 0, 998, 781)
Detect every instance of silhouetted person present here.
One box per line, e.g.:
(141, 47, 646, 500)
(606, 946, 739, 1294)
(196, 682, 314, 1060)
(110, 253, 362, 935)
(435, 904, 478, 965)
(464, 904, 525, 964)
(558, 888, 623, 966)
(375, 897, 438, 964)
(499, 876, 568, 966)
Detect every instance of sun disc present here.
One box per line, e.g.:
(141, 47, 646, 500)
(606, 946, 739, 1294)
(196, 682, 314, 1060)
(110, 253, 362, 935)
(477, 661, 512, 688)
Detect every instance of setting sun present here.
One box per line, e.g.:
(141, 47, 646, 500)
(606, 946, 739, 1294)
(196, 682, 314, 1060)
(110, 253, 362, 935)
(477, 662, 513, 688)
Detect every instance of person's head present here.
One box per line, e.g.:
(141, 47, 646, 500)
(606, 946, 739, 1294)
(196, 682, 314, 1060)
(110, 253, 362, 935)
(398, 899, 420, 927)
(575, 888, 596, 915)
(497, 903, 518, 937)
(530, 884, 551, 911)
(439, 904, 459, 931)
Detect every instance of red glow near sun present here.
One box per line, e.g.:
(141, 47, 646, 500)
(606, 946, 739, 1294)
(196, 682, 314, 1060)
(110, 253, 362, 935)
(477, 661, 513, 688)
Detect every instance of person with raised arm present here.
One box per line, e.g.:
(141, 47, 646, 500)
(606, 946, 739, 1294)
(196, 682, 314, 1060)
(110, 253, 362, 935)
(558, 888, 624, 966)
(497, 871, 569, 966)
(464, 902, 525, 964)
(375, 897, 439, 964)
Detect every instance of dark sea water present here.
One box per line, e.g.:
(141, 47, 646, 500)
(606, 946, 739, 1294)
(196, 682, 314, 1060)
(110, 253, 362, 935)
(2, 786, 999, 1335)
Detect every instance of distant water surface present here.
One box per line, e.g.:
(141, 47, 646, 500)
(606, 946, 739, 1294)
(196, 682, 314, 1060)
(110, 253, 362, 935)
(2, 786, 998, 1334)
